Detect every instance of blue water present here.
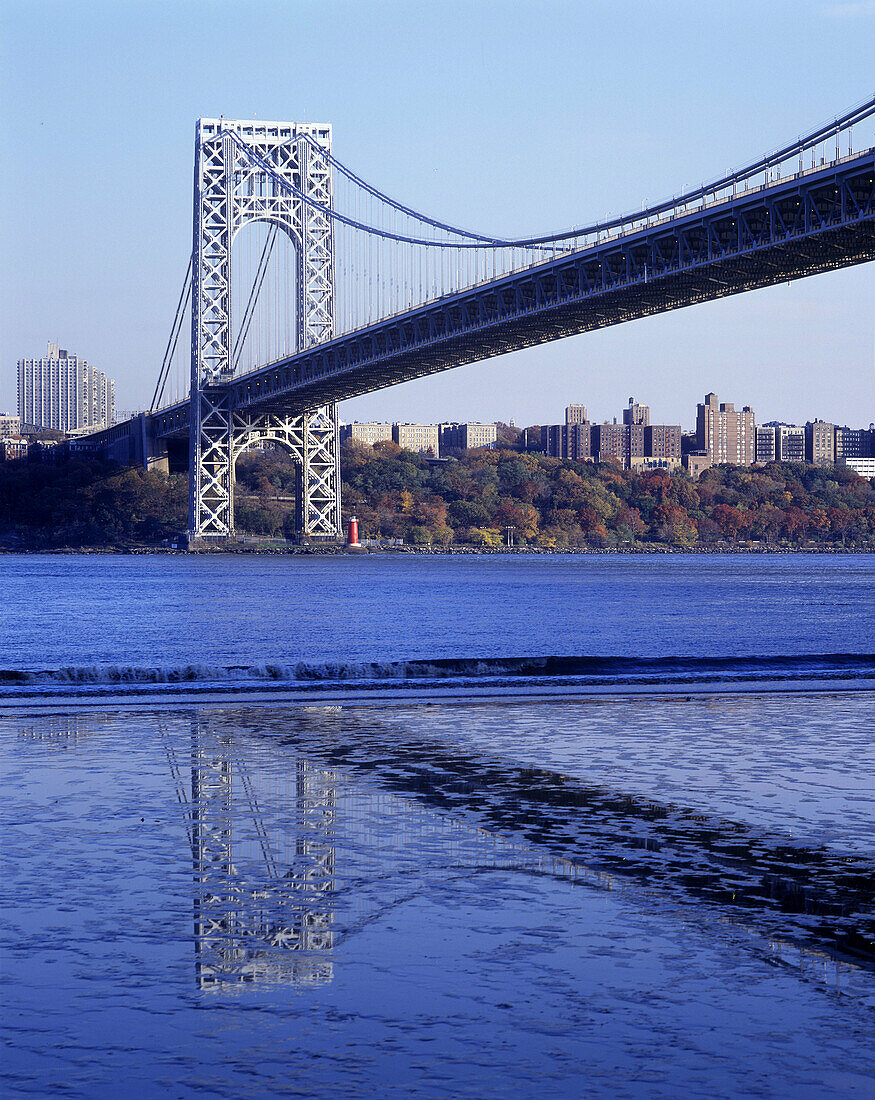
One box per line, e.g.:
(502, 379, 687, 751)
(1, 553, 874, 1097)
(1, 552, 872, 668)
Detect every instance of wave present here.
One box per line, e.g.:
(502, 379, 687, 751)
(0, 652, 872, 700)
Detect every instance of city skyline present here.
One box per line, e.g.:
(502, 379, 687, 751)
(8, 355, 873, 437)
(2, 1, 873, 427)
(341, 398, 875, 434)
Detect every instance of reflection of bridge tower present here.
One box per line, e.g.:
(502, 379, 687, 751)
(168, 721, 336, 990)
(189, 118, 340, 542)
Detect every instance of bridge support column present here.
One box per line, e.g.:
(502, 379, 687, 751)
(188, 388, 234, 541)
(137, 412, 170, 474)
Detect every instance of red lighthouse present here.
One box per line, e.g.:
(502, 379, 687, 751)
(346, 515, 360, 546)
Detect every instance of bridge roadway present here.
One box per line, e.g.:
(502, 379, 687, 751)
(95, 148, 874, 455)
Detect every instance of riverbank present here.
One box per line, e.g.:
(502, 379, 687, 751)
(2, 542, 871, 555)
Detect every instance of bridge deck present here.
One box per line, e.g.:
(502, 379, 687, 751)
(90, 149, 875, 446)
(226, 150, 874, 421)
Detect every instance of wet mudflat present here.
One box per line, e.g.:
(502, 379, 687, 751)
(2, 693, 874, 1098)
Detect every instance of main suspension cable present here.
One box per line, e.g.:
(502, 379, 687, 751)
(226, 91, 875, 249)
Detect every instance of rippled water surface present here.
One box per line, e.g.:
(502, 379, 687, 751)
(1, 554, 874, 1096)
(3, 695, 875, 1098)
(1, 552, 873, 669)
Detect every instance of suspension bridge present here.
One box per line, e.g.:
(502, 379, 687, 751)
(86, 97, 875, 544)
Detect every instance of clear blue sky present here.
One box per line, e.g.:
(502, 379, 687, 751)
(2, 0, 873, 430)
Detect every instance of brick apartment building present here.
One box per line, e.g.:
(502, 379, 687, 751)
(696, 393, 755, 466)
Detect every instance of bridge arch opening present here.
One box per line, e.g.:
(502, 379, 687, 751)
(232, 438, 304, 541)
(231, 219, 301, 377)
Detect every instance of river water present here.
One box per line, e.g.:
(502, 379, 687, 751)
(2, 553, 874, 1096)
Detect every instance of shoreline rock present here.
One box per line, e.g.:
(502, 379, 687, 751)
(0, 543, 870, 557)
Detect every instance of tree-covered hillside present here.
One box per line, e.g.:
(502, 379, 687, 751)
(237, 440, 875, 549)
(0, 459, 186, 547)
(0, 444, 872, 549)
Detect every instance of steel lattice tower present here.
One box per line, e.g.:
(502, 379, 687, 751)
(189, 118, 340, 542)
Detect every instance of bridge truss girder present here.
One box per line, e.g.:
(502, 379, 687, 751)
(118, 148, 872, 468)
(224, 152, 875, 417)
(189, 118, 340, 541)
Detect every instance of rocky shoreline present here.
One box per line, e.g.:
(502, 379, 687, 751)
(2, 542, 870, 556)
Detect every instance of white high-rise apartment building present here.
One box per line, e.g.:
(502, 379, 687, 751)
(17, 343, 115, 432)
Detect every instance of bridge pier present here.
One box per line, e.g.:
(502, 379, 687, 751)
(138, 413, 170, 474)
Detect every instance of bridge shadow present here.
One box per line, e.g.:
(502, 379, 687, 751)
(208, 704, 875, 973)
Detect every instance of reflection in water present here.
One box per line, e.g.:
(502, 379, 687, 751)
(215, 705, 875, 973)
(14, 703, 872, 996)
(167, 712, 612, 993)
(166, 721, 336, 991)
(17, 713, 108, 746)
(4, 699, 875, 1098)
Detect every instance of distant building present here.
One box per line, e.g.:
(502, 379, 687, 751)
(644, 424, 681, 462)
(835, 424, 875, 462)
(0, 412, 21, 437)
(462, 423, 497, 450)
(543, 418, 594, 461)
(590, 422, 646, 465)
(805, 420, 835, 465)
(542, 404, 678, 467)
(629, 456, 680, 472)
(439, 422, 497, 453)
(755, 425, 777, 464)
(17, 343, 115, 433)
(541, 424, 569, 458)
(771, 423, 805, 463)
(0, 439, 27, 461)
(438, 424, 455, 452)
(696, 393, 755, 466)
(592, 422, 628, 465)
(683, 453, 712, 479)
(341, 422, 393, 447)
(627, 423, 645, 462)
(844, 457, 875, 478)
(393, 423, 440, 456)
(622, 397, 650, 426)
(569, 422, 593, 461)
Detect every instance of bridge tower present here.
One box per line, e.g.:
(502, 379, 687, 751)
(189, 118, 341, 542)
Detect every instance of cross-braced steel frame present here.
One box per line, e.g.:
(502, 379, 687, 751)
(189, 118, 340, 541)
